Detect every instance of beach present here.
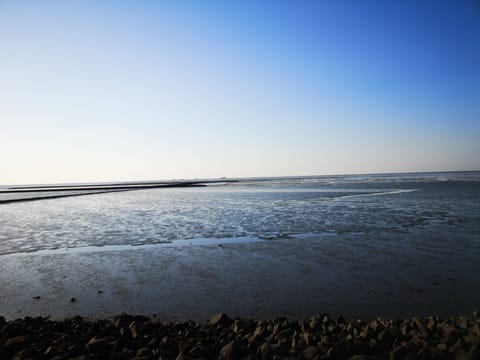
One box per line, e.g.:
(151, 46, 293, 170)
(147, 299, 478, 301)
(1, 234, 480, 322)
(1, 173, 480, 358)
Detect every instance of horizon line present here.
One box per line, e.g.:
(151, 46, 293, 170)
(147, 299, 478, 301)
(1, 169, 479, 188)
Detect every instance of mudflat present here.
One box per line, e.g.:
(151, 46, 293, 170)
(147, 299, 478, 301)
(1, 238, 478, 321)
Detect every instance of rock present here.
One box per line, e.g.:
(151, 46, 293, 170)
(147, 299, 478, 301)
(326, 341, 349, 359)
(219, 340, 239, 359)
(377, 329, 395, 349)
(302, 345, 319, 360)
(448, 338, 465, 354)
(209, 313, 232, 327)
(85, 337, 112, 354)
(413, 318, 428, 337)
(337, 315, 346, 325)
(317, 339, 330, 353)
(136, 347, 154, 359)
(390, 345, 408, 360)
(175, 352, 186, 360)
(444, 327, 464, 346)
(436, 343, 447, 351)
(190, 345, 212, 358)
(1, 313, 480, 360)
(426, 316, 437, 331)
(466, 343, 480, 360)
(233, 319, 243, 333)
(276, 328, 293, 342)
(254, 326, 267, 338)
(114, 314, 134, 328)
(70, 297, 76, 303)
(133, 315, 150, 323)
(178, 338, 195, 354)
(2, 336, 28, 354)
(129, 321, 140, 338)
(145, 337, 159, 348)
(259, 343, 273, 360)
(457, 317, 468, 330)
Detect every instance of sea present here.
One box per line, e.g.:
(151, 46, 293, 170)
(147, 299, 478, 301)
(1, 171, 479, 319)
(1, 171, 479, 256)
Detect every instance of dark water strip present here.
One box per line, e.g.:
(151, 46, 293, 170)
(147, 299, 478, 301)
(0, 189, 128, 204)
(0, 181, 234, 194)
(0, 182, 217, 204)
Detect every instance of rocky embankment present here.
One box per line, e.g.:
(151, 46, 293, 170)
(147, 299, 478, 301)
(1, 313, 479, 359)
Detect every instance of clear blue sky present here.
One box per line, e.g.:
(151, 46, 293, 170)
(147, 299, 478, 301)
(1, 1, 479, 184)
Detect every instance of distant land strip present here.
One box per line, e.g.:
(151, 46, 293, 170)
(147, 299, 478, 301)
(0, 180, 237, 204)
(0, 190, 128, 204)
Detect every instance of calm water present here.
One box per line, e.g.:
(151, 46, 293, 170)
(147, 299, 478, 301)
(1, 171, 479, 256)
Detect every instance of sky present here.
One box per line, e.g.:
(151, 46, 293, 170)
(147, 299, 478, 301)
(1, 0, 479, 185)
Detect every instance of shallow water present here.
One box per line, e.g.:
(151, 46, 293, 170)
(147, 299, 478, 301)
(1, 172, 479, 320)
(0, 172, 479, 255)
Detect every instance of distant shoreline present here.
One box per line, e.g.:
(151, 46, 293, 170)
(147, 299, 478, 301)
(1, 169, 478, 189)
(0, 180, 232, 204)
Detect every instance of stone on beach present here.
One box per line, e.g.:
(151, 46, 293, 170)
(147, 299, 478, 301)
(0, 312, 480, 359)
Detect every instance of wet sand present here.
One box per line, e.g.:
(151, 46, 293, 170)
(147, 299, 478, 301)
(1, 237, 479, 321)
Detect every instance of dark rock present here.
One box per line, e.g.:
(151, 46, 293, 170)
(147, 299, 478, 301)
(209, 313, 232, 327)
(276, 328, 293, 342)
(390, 345, 408, 360)
(466, 343, 480, 360)
(337, 315, 346, 325)
(444, 326, 464, 346)
(259, 343, 273, 360)
(232, 319, 243, 333)
(317, 339, 330, 354)
(426, 316, 437, 331)
(85, 336, 113, 354)
(377, 329, 395, 349)
(136, 347, 154, 359)
(302, 345, 319, 360)
(326, 341, 349, 359)
(70, 297, 76, 302)
(178, 338, 195, 354)
(219, 340, 240, 359)
(114, 314, 134, 328)
(189, 345, 212, 358)
(448, 338, 465, 358)
(294, 338, 307, 351)
(175, 352, 186, 360)
(133, 315, 150, 323)
(457, 317, 468, 330)
(129, 321, 140, 338)
(0, 313, 479, 360)
(2, 335, 28, 355)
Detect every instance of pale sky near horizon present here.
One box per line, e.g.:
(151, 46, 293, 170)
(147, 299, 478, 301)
(1, 1, 479, 185)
